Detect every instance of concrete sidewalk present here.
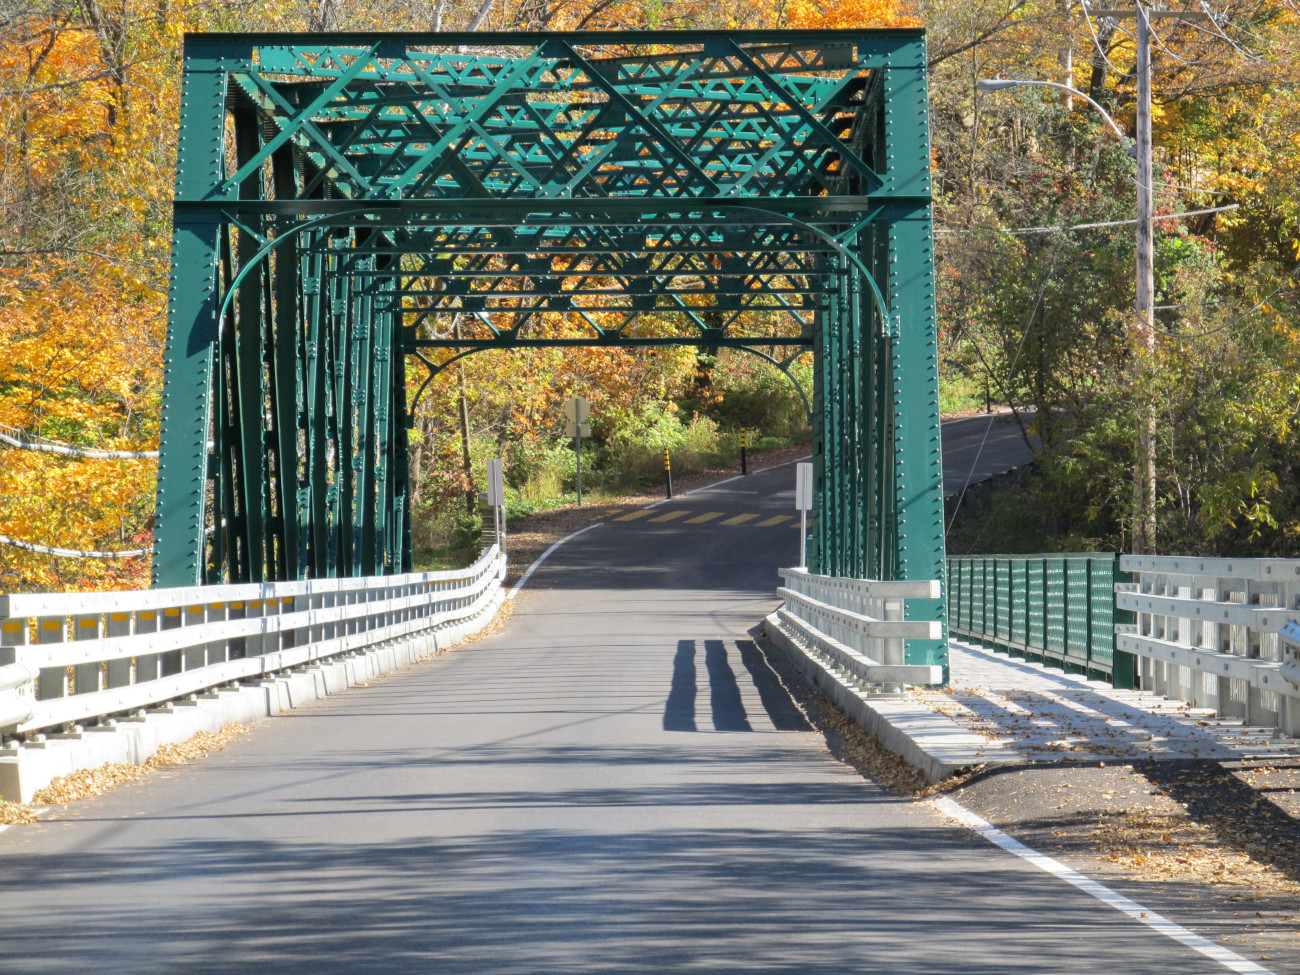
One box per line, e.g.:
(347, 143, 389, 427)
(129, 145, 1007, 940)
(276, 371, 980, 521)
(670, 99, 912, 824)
(924, 640, 1299, 765)
(766, 624, 1300, 782)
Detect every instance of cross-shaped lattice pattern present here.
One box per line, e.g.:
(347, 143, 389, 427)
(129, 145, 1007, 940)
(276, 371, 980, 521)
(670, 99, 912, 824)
(154, 29, 946, 683)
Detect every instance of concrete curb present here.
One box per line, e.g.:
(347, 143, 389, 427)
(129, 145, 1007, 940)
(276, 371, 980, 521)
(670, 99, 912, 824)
(763, 613, 1017, 783)
(0, 589, 505, 804)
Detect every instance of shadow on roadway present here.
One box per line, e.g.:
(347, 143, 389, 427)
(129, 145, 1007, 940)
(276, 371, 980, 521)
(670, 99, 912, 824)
(0, 822, 1178, 975)
(665, 639, 811, 733)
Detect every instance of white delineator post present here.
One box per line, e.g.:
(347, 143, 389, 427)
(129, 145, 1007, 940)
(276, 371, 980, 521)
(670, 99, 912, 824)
(795, 462, 813, 569)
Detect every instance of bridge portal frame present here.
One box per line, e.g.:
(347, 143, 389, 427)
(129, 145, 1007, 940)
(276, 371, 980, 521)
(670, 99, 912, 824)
(155, 29, 946, 672)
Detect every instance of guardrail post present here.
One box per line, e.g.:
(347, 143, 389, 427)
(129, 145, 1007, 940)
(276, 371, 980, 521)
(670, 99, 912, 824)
(184, 603, 207, 671)
(240, 600, 262, 657)
(227, 601, 247, 660)
(206, 601, 229, 666)
(284, 597, 301, 648)
(74, 614, 103, 697)
(160, 606, 183, 676)
(0, 619, 26, 666)
(37, 617, 68, 702)
(136, 610, 160, 683)
(105, 612, 132, 689)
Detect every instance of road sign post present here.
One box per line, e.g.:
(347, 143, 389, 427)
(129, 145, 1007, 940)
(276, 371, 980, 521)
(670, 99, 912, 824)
(486, 456, 505, 553)
(740, 428, 748, 475)
(564, 397, 591, 505)
(664, 449, 673, 499)
(795, 462, 813, 568)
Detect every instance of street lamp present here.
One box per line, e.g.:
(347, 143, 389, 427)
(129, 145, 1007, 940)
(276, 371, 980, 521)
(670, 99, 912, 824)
(976, 75, 1156, 555)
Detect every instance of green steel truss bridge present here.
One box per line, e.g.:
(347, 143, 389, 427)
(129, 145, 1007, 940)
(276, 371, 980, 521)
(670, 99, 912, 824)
(156, 29, 944, 668)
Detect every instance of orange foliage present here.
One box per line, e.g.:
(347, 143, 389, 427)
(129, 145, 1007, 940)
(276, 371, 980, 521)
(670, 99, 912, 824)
(0, 9, 174, 591)
(787, 0, 919, 29)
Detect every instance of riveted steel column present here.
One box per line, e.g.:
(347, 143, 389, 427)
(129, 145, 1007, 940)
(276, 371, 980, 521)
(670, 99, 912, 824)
(878, 36, 947, 678)
(153, 50, 227, 587)
(271, 146, 303, 579)
(231, 110, 270, 580)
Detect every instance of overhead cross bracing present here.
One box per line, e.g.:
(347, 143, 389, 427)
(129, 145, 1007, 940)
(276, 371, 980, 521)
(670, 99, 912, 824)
(155, 28, 945, 682)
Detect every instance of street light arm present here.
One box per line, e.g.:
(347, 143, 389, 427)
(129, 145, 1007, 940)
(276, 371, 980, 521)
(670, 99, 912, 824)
(976, 79, 1138, 157)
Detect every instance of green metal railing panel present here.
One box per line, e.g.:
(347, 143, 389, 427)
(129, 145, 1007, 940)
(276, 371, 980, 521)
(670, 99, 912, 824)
(1045, 560, 1067, 655)
(1027, 559, 1046, 648)
(1065, 557, 1091, 662)
(994, 559, 1012, 643)
(947, 553, 1125, 681)
(1011, 557, 1028, 646)
(958, 559, 973, 631)
(1088, 558, 1117, 670)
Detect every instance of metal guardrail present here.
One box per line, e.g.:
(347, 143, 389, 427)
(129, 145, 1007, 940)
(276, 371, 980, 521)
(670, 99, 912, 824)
(774, 569, 943, 689)
(0, 546, 506, 738)
(1117, 555, 1300, 736)
(946, 554, 1133, 685)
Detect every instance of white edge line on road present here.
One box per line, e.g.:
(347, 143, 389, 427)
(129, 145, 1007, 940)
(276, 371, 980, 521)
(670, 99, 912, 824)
(941, 408, 1026, 428)
(931, 796, 1275, 975)
(679, 473, 744, 496)
(508, 522, 604, 599)
(751, 454, 812, 476)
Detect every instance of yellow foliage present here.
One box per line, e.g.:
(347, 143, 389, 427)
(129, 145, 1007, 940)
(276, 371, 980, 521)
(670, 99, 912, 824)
(0, 10, 174, 592)
(787, 0, 919, 29)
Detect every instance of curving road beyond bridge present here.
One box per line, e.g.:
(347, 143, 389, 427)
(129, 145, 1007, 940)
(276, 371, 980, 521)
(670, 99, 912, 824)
(0, 454, 1252, 974)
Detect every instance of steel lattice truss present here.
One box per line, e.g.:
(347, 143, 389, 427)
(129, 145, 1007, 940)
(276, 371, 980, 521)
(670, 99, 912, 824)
(156, 30, 946, 675)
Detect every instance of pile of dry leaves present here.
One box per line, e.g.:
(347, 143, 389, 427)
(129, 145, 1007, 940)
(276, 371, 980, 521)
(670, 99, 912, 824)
(29, 723, 251, 808)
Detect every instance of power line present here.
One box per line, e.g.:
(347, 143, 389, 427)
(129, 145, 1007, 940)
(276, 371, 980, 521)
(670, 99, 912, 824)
(1165, 260, 1300, 339)
(0, 423, 158, 459)
(0, 533, 151, 559)
(936, 202, 1239, 236)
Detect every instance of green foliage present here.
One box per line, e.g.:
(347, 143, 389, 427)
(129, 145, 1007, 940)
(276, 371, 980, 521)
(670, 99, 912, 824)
(930, 4, 1300, 558)
(603, 404, 723, 480)
(704, 352, 813, 439)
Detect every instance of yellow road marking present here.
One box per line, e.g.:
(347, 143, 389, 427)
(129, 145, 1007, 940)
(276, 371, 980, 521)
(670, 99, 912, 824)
(685, 511, 725, 524)
(720, 513, 759, 526)
(756, 515, 791, 527)
(614, 510, 652, 521)
(650, 510, 688, 523)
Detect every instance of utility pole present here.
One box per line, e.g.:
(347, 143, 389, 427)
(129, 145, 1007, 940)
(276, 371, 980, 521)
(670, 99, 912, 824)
(1135, 2, 1157, 556)
(1086, 4, 1210, 554)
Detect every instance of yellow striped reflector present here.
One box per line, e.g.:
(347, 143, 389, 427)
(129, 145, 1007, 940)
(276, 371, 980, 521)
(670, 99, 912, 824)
(720, 513, 759, 526)
(650, 510, 688, 522)
(684, 511, 725, 524)
(614, 510, 652, 521)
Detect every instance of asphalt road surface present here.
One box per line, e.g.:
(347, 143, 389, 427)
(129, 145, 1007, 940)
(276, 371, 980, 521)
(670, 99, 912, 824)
(941, 410, 1038, 498)
(0, 457, 1242, 974)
